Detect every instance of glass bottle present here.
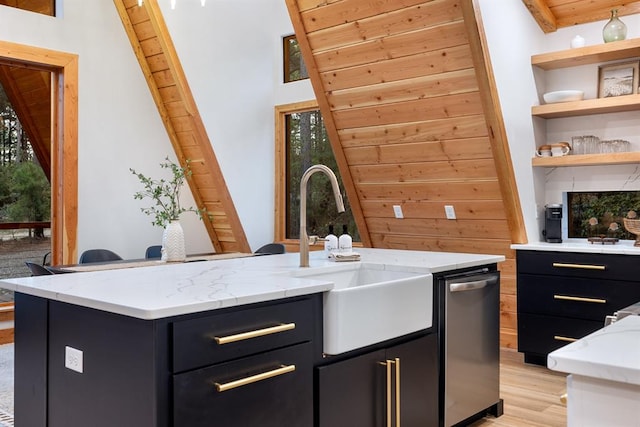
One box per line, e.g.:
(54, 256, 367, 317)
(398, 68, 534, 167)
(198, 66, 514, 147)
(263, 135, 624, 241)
(603, 9, 627, 43)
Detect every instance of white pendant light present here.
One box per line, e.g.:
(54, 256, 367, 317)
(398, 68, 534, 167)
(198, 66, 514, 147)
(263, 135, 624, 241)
(170, 0, 176, 9)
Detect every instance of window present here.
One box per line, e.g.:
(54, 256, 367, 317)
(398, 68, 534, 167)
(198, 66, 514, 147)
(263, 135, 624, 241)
(275, 101, 358, 244)
(283, 35, 308, 83)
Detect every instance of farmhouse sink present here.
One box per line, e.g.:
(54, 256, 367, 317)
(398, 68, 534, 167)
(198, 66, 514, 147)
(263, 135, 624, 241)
(289, 263, 433, 355)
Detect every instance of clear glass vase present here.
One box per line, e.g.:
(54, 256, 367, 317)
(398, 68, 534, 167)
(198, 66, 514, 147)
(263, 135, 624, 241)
(603, 9, 627, 43)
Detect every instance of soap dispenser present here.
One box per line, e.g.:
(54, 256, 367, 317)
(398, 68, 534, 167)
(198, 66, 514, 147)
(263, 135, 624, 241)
(338, 224, 352, 253)
(324, 224, 338, 257)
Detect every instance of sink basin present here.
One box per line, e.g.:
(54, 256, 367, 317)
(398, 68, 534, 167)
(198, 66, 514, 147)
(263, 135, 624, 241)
(289, 263, 433, 355)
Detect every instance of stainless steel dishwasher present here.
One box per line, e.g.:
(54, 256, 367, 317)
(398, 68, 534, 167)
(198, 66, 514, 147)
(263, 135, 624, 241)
(437, 268, 503, 427)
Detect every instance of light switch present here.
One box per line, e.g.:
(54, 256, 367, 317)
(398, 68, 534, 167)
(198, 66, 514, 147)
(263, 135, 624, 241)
(444, 205, 456, 220)
(393, 205, 404, 219)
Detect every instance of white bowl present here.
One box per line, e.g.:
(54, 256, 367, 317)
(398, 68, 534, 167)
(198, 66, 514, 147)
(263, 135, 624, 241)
(543, 90, 584, 104)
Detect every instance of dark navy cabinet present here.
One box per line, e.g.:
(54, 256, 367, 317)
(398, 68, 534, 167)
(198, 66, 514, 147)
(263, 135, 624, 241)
(516, 250, 640, 365)
(316, 333, 438, 427)
(15, 293, 322, 427)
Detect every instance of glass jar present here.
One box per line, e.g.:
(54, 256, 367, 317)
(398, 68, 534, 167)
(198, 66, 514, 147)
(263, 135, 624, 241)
(603, 9, 627, 43)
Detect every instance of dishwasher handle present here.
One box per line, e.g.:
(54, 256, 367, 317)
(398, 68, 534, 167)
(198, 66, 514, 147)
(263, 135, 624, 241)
(449, 275, 498, 293)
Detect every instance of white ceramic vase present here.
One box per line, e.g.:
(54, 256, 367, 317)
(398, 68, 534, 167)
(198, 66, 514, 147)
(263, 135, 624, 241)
(162, 220, 186, 262)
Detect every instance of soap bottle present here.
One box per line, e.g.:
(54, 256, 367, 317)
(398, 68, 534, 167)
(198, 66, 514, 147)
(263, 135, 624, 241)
(338, 224, 352, 253)
(324, 224, 338, 257)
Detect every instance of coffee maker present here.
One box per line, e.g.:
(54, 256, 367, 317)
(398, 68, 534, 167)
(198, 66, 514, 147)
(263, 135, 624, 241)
(543, 204, 562, 243)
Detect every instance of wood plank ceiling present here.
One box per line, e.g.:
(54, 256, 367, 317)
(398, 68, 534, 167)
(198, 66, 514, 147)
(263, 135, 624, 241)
(522, 0, 640, 33)
(113, 0, 250, 253)
(0, 0, 54, 15)
(0, 66, 51, 180)
(285, 0, 526, 347)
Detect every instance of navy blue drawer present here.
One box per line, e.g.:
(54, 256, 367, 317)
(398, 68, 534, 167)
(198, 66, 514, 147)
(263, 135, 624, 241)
(517, 313, 603, 358)
(174, 342, 313, 427)
(517, 250, 635, 281)
(172, 296, 317, 373)
(518, 274, 640, 321)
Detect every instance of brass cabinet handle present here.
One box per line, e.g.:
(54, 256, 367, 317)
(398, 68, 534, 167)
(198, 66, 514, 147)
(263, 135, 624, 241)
(552, 262, 606, 271)
(554, 295, 606, 304)
(380, 358, 401, 427)
(395, 358, 401, 427)
(213, 323, 296, 345)
(214, 364, 295, 392)
(383, 360, 392, 427)
(554, 335, 578, 343)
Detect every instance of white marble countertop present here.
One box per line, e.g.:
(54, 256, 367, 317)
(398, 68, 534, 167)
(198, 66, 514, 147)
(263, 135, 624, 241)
(0, 248, 504, 320)
(512, 240, 640, 255)
(548, 316, 640, 386)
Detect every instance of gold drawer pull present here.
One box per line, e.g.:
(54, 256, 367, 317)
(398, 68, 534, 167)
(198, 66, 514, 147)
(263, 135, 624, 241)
(213, 323, 296, 345)
(380, 358, 401, 427)
(554, 335, 578, 343)
(214, 364, 295, 392)
(554, 295, 606, 304)
(552, 262, 606, 271)
(395, 358, 401, 427)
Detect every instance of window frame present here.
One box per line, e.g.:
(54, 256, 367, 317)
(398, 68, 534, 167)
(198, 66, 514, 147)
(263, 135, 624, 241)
(275, 100, 318, 247)
(275, 100, 360, 250)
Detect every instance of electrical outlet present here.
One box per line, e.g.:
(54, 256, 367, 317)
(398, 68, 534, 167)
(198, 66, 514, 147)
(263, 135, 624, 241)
(444, 205, 456, 220)
(65, 346, 83, 373)
(392, 205, 404, 219)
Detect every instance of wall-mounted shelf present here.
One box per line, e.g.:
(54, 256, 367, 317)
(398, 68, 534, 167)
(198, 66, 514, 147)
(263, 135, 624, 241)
(532, 38, 640, 70)
(532, 152, 640, 167)
(531, 38, 640, 168)
(532, 94, 640, 118)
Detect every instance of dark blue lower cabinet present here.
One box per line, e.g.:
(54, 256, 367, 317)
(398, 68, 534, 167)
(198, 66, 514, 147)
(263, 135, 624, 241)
(317, 333, 438, 427)
(173, 342, 313, 427)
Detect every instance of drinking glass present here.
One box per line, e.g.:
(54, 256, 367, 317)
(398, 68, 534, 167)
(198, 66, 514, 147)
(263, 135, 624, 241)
(571, 136, 585, 155)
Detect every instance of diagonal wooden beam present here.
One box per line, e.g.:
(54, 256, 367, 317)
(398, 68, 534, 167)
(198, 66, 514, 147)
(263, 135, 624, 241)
(463, 0, 527, 244)
(284, 0, 372, 247)
(113, 0, 250, 253)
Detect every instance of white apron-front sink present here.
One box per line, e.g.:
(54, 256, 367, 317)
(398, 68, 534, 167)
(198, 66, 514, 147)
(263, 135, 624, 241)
(289, 263, 433, 355)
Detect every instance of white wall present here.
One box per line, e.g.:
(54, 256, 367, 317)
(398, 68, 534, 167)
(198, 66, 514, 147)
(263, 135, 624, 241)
(0, 0, 314, 260)
(478, 0, 640, 243)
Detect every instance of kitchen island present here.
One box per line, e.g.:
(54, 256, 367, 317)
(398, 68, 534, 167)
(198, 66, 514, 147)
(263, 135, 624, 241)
(548, 315, 640, 427)
(0, 248, 504, 427)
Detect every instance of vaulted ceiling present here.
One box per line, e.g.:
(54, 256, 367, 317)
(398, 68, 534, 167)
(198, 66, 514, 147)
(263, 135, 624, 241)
(522, 0, 640, 33)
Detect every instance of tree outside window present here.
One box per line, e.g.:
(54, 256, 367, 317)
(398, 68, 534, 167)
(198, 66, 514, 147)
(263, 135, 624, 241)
(283, 107, 359, 242)
(283, 35, 309, 83)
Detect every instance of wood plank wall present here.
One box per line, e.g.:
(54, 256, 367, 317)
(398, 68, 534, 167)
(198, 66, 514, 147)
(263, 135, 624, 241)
(286, 0, 526, 348)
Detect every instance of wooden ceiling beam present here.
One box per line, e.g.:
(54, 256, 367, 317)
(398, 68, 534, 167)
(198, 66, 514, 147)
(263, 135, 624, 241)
(522, 0, 557, 33)
(523, 0, 640, 33)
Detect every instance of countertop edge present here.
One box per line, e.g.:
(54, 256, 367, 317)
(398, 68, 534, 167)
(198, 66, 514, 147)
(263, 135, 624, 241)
(512, 241, 640, 255)
(547, 316, 640, 386)
(1, 249, 502, 320)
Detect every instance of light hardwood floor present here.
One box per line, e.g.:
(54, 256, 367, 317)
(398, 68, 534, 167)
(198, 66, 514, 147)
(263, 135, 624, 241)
(470, 349, 567, 427)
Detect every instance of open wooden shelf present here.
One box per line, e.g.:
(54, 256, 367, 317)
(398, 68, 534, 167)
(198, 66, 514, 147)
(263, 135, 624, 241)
(532, 152, 640, 167)
(532, 94, 640, 118)
(532, 38, 640, 70)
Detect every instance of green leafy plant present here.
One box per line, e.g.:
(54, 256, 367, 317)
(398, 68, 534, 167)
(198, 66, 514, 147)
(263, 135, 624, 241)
(130, 157, 206, 228)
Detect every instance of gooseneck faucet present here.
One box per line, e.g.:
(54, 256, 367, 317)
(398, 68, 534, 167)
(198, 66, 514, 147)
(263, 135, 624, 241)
(299, 164, 345, 267)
